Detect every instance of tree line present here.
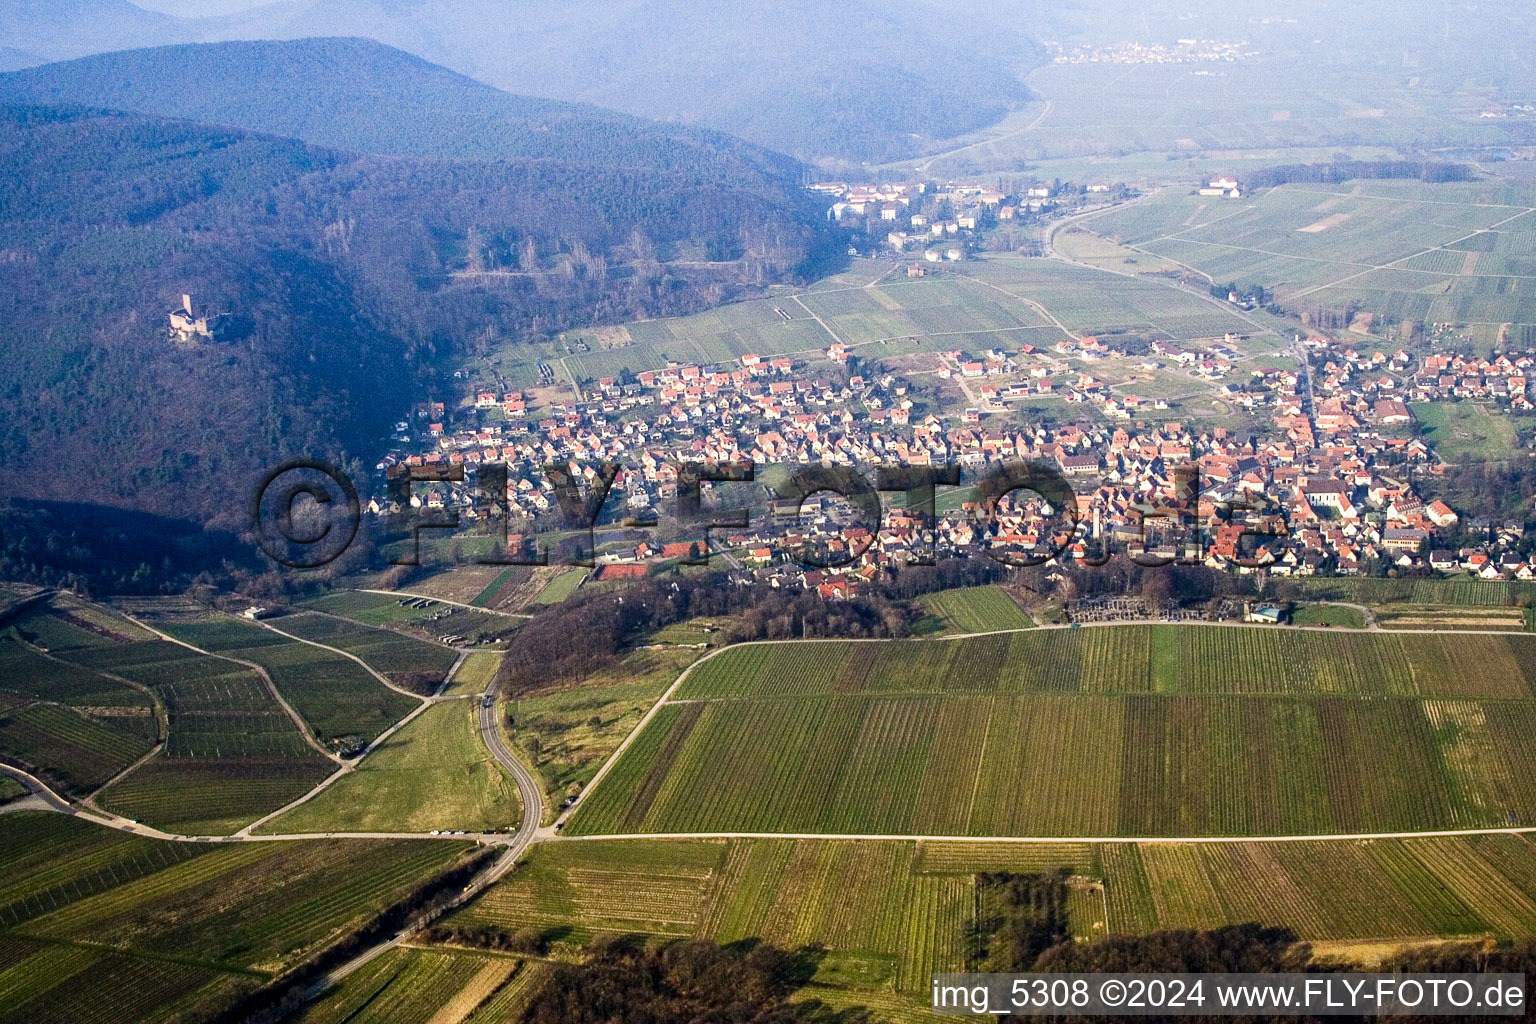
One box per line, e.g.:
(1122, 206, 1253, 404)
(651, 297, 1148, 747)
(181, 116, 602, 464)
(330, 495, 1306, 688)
(1242, 160, 1475, 189)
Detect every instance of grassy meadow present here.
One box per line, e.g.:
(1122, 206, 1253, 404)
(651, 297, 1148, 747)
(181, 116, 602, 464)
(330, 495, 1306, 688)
(261, 701, 520, 835)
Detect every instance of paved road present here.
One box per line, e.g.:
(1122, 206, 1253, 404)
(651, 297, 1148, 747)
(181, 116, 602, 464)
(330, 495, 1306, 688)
(912, 100, 1054, 175)
(305, 669, 544, 997)
(478, 683, 545, 855)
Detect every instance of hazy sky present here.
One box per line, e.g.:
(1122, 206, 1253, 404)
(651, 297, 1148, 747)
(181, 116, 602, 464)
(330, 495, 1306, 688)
(131, 0, 270, 14)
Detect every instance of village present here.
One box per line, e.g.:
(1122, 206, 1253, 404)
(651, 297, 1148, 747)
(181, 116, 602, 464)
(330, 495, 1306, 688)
(374, 310, 1536, 600)
(810, 178, 1130, 261)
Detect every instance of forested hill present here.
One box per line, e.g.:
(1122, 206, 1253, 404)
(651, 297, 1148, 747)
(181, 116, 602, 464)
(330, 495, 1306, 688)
(1, 3, 1045, 164)
(0, 103, 829, 529)
(0, 39, 804, 181)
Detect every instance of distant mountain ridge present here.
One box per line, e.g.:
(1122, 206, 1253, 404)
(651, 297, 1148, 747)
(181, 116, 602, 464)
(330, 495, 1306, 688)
(0, 0, 1045, 163)
(0, 38, 803, 179)
(0, 0, 184, 60)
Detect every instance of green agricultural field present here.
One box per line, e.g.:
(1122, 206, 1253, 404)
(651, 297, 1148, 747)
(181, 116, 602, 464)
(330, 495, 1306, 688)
(470, 566, 532, 608)
(1054, 227, 1182, 274)
(1083, 180, 1536, 326)
(508, 647, 696, 809)
(0, 701, 153, 797)
(568, 628, 1536, 838)
(0, 812, 471, 1023)
(961, 257, 1255, 340)
(301, 591, 517, 644)
(443, 828, 1536, 1015)
(445, 651, 502, 696)
(0, 636, 158, 711)
(13, 604, 335, 835)
(450, 836, 970, 992)
(157, 615, 419, 747)
(0, 935, 258, 1024)
(531, 568, 589, 605)
(0, 776, 23, 803)
(563, 257, 1245, 382)
(300, 591, 442, 625)
(24, 611, 322, 759)
(1106, 835, 1536, 941)
(670, 628, 1536, 701)
(262, 612, 459, 694)
(294, 947, 523, 1024)
(1412, 402, 1524, 464)
(1372, 605, 1529, 632)
(917, 586, 1033, 634)
(1289, 604, 1367, 629)
(262, 701, 520, 835)
(1283, 576, 1536, 607)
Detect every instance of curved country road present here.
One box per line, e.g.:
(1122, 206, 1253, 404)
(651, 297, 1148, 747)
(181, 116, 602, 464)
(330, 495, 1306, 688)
(300, 670, 544, 996)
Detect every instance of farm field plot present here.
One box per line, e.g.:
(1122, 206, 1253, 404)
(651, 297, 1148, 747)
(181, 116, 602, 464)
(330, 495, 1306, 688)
(156, 615, 419, 745)
(0, 700, 152, 796)
(531, 568, 589, 605)
(1289, 604, 1367, 629)
(1286, 576, 1536, 607)
(1054, 226, 1182, 273)
(1084, 181, 1536, 323)
(571, 629, 1536, 838)
(779, 278, 1077, 357)
(377, 564, 511, 606)
(509, 647, 695, 806)
(0, 814, 212, 931)
(569, 299, 830, 378)
(449, 836, 973, 994)
(460, 960, 551, 1024)
(0, 813, 471, 1022)
(960, 257, 1254, 340)
(0, 934, 259, 1024)
(452, 838, 725, 943)
(302, 590, 520, 645)
(293, 947, 521, 1024)
(916, 586, 1032, 634)
(433, 830, 1536, 1016)
(1105, 834, 1536, 941)
(470, 565, 532, 608)
(9, 827, 468, 973)
(672, 629, 1536, 701)
(96, 757, 335, 836)
(300, 590, 443, 625)
(13, 604, 335, 834)
(1411, 402, 1524, 463)
(262, 700, 520, 835)
(262, 612, 458, 694)
(445, 651, 501, 696)
(487, 834, 1536, 953)
(0, 636, 157, 711)
(1373, 605, 1529, 632)
(24, 611, 321, 759)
